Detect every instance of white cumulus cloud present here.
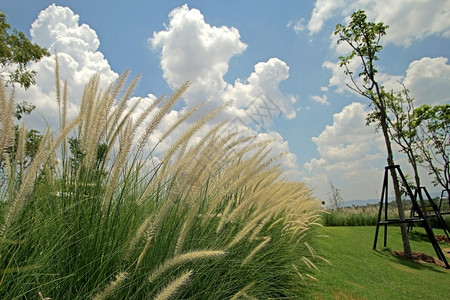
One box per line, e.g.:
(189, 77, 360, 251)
(308, 0, 344, 35)
(403, 57, 450, 105)
(311, 94, 330, 105)
(308, 0, 450, 47)
(149, 4, 300, 175)
(150, 4, 247, 107)
(304, 102, 385, 200)
(15, 4, 118, 130)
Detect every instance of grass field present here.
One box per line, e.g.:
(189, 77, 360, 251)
(311, 226, 450, 300)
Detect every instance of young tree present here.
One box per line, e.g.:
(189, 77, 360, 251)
(334, 10, 412, 256)
(327, 181, 344, 209)
(413, 104, 450, 198)
(0, 9, 49, 89)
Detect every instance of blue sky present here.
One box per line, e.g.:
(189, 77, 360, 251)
(2, 0, 450, 202)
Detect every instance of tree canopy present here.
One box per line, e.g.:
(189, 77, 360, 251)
(0, 10, 49, 89)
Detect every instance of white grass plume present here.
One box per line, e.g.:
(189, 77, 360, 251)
(153, 270, 193, 300)
(241, 236, 271, 266)
(148, 250, 225, 282)
(0, 115, 81, 238)
(92, 272, 128, 300)
(230, 282, 255, 300)
(0, 80, 14, 164)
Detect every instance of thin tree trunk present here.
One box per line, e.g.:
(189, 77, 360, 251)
(380, 108, 413, 257)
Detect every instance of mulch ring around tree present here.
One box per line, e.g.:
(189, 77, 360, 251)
(393, 250, 450, 268)
(435, 234, 450, 243)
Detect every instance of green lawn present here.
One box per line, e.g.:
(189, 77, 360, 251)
(311, 226, 450, 300)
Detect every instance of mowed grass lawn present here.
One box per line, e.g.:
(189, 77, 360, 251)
(311, 226, 450, 300)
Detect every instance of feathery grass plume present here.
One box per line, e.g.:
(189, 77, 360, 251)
(305, 242, 331, 265)
(225, 175, 280, 224)
(55, 55, 62, 109)
(248, 215, 271, 242)
(4, 154, 13, 200)
(135, 236, 153, 270)
(125, 212, 154, 261)
(54, 56, 70, 171)
(105, 73, 141, 142)
(136, 82, 190, 154)
(168, 123, 229, 208)
(204, 142, 272, 229)
(130, 95, 164, 148)
(83, 77, 111, 168)
(142, 102, 230, 205)
(220, 147, 276, 222)
(305, 274, 318, 281)
(134, 102, 206, 206)
(15, 123, 27, 180)
(226, 211, 271, 249)
(153, 270, 193, 300)
(62, 79, 68, 129)
(126, 186, 174, 259)
(0, 115, 81, 238)
(0, 80, 14, 163)
(172, 119, 225, 171)
(81, 73, 139, 170)
(151, 101, 204, 152)
(241, 236, 271, 266)
(173, 158, 216, 254)
(173, 197, 200, 255)
(55, 55, 68, 130)
(61, 80, 69, 155)
(230, 282, 255, 300)
(159, 101, 230, 175)
(105, 71, 132, 142)
(292, 264, 307, 285)
(38, 291, 52, 300)
(92, 272, 128, 300)
(179, 121, 233, 187)
(247, 180, 292, 218)
(148, 250, 225, 282)
(301, 256, 319, 271)
(101, 118, 134, 214)
(79, 74, 100, 142)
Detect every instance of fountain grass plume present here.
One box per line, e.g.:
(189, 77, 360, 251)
(148, 250, 226, 282)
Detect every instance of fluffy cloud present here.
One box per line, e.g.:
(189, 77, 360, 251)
(323, 56, 450, 107)
(149, 4, 300, 175)
(308, 0, 344, 34)
(311, 103, 380, 163)
(308, 0, 450, 47)
(403, 57, 450, 105)
(15, 4, 118, 130)
(151, 4, 247, 107)
(303, 102, 385, 200)
(363, 0, 450, 47)
(150, 4, 297, 120)
(311, 94, 329, 105)
(225, 58, 297, 120)
(317, 0, 450, 101)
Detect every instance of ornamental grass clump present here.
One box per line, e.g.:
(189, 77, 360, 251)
(0, 59, 322, 299)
